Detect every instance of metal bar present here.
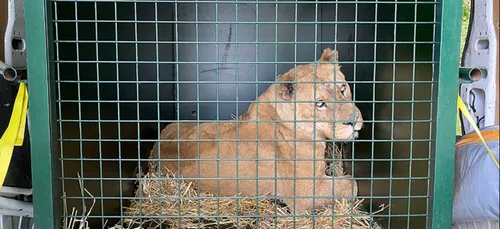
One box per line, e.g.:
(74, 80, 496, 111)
(54, 138, 435, 143)
(54, 100, 436, 104)
(253, 1, 260, 227)
(93, 2, 105, 227)
(25, 0, 60, 228)
(133, 1, 143, 226)
(53, 60, 438, 64)
(407, 2, 419, 228)
(61, 195, 432, 201)
(369, 2, 379, 227)
(214, 1, 221, 227)
(51, 0, 436, 3)
(430, 0, 462, 228)
(53, 40, 440, 44)
(153, 1, 163, 229)
(51, 20, 440, 25)
(60, 213, 431, 219)
(54, 80, 438, 84)
(113, 1, 125, 224)
(56, 119, 435, 124)
(388, 2, 399, 227)
(59, 157, 434, 162)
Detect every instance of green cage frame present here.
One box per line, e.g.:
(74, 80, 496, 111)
(25, 0, 462, 228)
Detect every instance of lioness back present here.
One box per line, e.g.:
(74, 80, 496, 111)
(151, 121, 280, 196)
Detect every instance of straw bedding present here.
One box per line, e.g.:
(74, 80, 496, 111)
(118, 143, 383, 229)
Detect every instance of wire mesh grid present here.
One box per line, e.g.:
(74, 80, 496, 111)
(25, 0, 461, 228)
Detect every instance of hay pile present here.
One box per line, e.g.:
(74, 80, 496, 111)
(121, 144, 383, 229)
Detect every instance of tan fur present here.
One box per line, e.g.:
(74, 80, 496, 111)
(150, 48, 364, 214)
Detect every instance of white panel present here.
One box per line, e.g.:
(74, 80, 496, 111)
(3, 0, 26, 68)
(460, 0, 498, 134)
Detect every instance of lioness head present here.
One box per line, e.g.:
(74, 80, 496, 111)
(269, 48, 363, 140)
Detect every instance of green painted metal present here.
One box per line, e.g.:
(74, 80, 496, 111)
(430, 0, 463, 228)
(458, 67, 486, 83)
(24, 0, 463, 228)
(25, 0, 60, 228)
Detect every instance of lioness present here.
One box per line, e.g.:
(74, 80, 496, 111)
(150, 48, 364, 213)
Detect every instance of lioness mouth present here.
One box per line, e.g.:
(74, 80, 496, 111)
(353, 131, 360, 139)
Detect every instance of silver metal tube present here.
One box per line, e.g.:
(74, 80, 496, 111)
(0, 60, 18, 81)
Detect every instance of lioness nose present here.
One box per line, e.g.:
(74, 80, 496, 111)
(343, 111, 362, 128)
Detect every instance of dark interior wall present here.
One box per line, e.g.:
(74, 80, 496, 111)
(177, 2, 325, 120)
(54, 2, 176, 122)
(53, 2, 177, 227)
(359, 2, 436, 228)
(52, 0, 436, 228)
(53, 1, 385, 124)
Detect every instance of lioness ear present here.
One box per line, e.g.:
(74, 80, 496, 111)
(279, 82, 295, 100)
(319, 48, 339, 63)
(277, 73, 295, 100)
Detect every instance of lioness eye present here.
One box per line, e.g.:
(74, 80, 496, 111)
(340, 84, 347, 93)
(316, 102, 327, 108)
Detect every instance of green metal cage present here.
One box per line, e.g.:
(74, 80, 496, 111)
(25, 0, 462, 228)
